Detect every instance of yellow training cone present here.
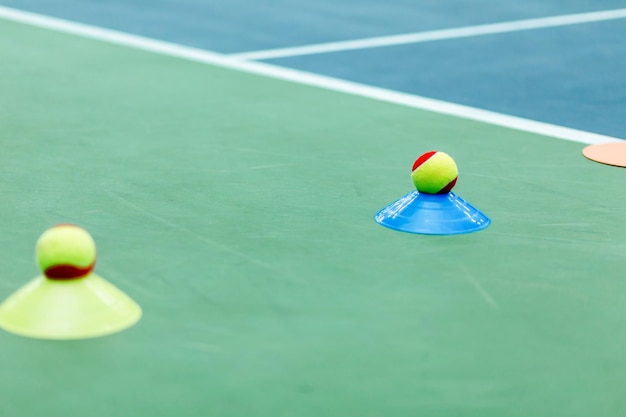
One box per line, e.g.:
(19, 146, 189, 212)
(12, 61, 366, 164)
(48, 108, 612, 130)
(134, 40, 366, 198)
(0, 224, 141, 340)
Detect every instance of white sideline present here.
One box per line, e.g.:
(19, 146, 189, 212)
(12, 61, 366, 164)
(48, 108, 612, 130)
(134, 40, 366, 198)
(230, 8, 626, 60)
(0, 5, 621, 145)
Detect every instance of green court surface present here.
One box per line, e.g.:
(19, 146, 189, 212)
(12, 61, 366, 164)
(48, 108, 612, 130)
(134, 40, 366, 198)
(2, 19, 626, 417)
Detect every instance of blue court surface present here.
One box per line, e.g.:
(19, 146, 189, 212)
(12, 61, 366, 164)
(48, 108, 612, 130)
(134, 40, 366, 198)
(2, 0, 625, 139)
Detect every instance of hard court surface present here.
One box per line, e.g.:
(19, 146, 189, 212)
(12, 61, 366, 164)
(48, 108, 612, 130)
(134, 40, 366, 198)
(0, 2, 625, 416)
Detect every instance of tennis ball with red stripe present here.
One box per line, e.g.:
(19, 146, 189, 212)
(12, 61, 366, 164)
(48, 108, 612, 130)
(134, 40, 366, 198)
(411, 151, 458, 194)
(36, 224, 96, 280)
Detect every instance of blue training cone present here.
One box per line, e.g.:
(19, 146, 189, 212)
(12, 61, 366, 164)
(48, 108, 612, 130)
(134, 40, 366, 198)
(374, 191, 490, 235)
(374, 150, 490, 235)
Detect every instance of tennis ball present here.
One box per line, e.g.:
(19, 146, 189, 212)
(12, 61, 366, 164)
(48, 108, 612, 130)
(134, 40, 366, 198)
(411, 151, 458, 194)
(36, 224, 96, 280)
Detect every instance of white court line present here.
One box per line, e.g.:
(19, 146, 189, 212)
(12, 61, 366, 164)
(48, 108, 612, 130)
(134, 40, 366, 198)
(0, 5, 622, 145)
(230, 8, 626, 60)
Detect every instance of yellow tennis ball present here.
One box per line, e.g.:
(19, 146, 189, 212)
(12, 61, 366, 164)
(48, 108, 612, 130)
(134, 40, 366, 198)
(411, 151, 458, 194)
(36, 224, 96, 280)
